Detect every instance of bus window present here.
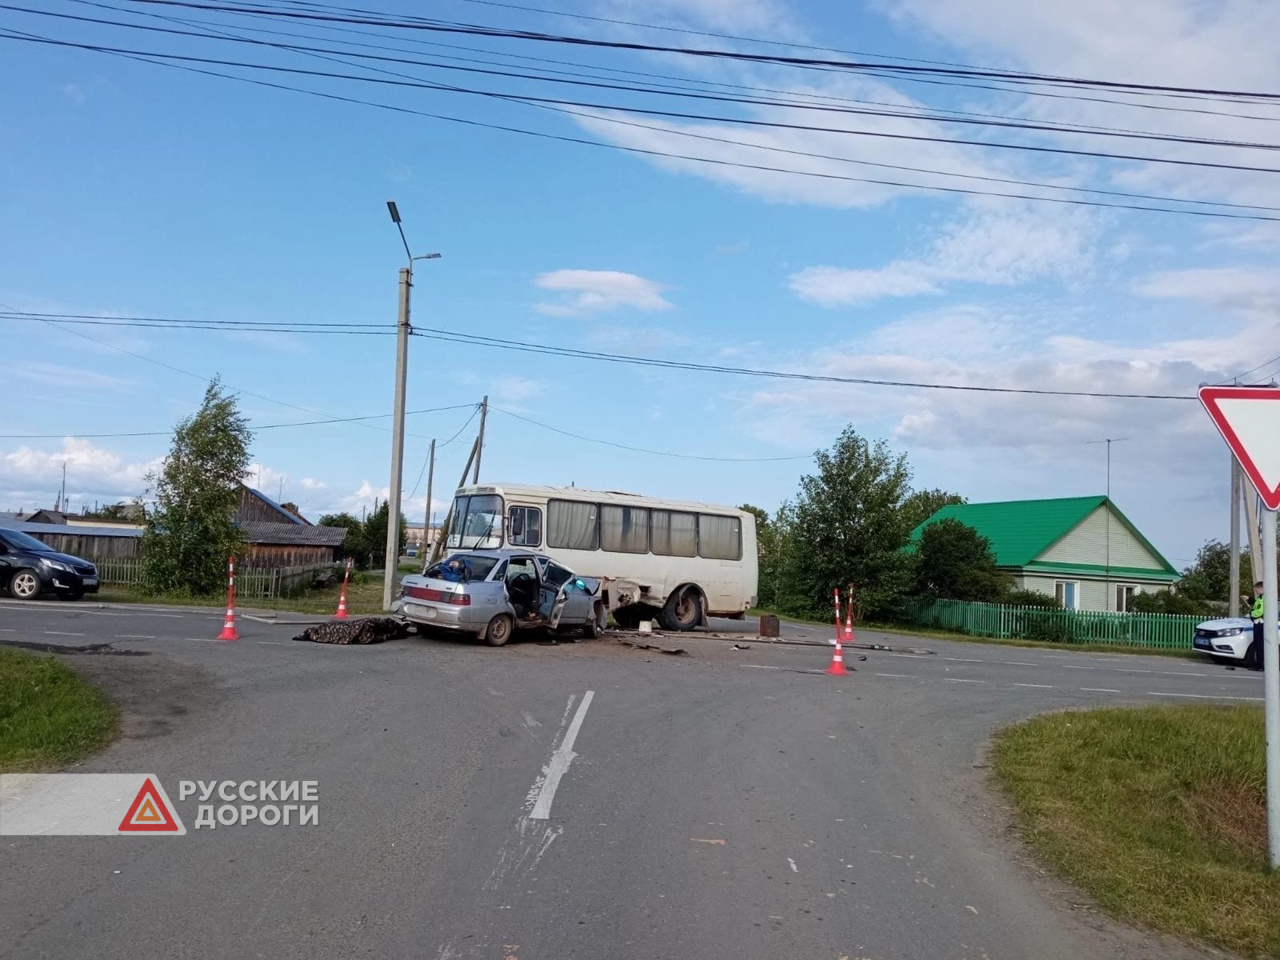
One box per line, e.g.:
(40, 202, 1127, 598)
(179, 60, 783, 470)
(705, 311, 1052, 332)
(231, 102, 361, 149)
(651, 510, 696, 557)
(600, 505, 649, 554)
(547, 499, 599, 550)
(508, 506, 543, 547)
(699, 514, 742, 560)
(448, 494, 504, 549)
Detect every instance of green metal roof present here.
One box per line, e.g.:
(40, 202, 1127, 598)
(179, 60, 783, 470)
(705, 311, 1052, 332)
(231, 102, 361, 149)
(908, 496, 1178, 575)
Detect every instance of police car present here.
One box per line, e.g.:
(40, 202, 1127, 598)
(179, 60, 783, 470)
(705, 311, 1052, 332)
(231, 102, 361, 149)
(1192, 616, 1268, 668)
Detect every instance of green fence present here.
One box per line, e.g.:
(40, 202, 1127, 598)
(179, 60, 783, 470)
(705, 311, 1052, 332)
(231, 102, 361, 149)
(91, 557, 336, 601)
(905, 598, 1204, 650)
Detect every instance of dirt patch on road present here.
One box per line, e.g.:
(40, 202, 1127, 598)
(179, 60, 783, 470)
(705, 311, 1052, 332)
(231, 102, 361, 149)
(59, 652, 226, 747)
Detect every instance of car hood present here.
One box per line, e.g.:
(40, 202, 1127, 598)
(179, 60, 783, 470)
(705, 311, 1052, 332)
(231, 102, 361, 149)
(1196, 617, 1251, 630)
(38, 551, 94, 568)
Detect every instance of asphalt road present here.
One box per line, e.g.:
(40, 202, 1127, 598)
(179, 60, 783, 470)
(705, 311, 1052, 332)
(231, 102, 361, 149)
(0, 598, 1264, 960)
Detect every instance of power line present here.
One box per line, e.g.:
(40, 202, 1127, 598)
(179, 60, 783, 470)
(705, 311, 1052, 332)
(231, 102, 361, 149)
(0, 403, 479, 439)
(405, 402, 481, 499)
(123, 0, 1280, 103)
(0, 310, 385, 328)
(11, 26, 1280, 178)
(410, 329, 1199, 401)
(58, 2, 1280, 215)
(7, 32, 1280, 222)
(27, 5, 1280, 156)
(491, 407, 811, 462)
(3, 309, 434, 441)
(191, 0, 1280, 125)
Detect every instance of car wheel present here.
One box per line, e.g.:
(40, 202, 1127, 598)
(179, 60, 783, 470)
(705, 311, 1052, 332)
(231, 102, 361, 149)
(1244, 639, 1263, 670)
(9, 568, 42, 600)
(661, 588, 702, 632)
(484, 614, 514, 647)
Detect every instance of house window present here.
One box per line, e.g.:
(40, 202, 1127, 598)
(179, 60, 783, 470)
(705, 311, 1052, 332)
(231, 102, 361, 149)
(1115, 584, 1138, 613)
(508, 506, 542, 548)
(1054, 580, 1079, 610)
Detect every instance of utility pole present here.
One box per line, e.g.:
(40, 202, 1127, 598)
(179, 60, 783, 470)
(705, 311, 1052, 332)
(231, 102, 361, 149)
(382, 200, 441, 611)
(1231, 457, 1243, 616)
(472, 395, 488, 484)
(1263, 506, 1280, 869)
(423, 438, 435, 560)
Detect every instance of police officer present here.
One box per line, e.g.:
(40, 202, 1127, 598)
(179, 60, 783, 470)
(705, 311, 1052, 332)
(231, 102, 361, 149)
(1249, 580, 1266, 671)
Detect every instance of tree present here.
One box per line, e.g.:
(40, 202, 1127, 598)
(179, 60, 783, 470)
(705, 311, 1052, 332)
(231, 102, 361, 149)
(774, 427, 915, 621)
(141, 378, 252, 596)
(318, 512, 367, 568)
(901, 488, 966, 533)
(913, 518, 1010, 602)
(361, 500, 408, 569)
(740, 503, 785, 609)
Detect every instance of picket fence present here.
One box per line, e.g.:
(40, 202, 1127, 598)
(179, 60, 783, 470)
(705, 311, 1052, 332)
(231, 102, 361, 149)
(91, 556, 335, 600)
(905, 597, 1204, 650)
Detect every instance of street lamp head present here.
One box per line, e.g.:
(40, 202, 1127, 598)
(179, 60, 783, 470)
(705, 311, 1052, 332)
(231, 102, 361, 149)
(386, 200, 401, 224)
(415, 252, 442, 260)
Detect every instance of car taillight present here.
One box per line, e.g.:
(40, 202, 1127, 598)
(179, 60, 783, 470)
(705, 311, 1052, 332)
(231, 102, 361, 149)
(449, 594, 471, 606)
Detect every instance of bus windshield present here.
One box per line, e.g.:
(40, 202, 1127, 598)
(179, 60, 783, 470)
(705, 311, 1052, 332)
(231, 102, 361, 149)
(446, 494, 503, 550)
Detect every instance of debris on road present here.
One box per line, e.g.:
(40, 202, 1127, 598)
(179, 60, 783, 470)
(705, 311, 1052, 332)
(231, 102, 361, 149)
(616, 638, 688, 656)
(292, 618, 409, 645)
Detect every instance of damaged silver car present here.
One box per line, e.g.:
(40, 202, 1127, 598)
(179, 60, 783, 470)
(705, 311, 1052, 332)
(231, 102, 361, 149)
(392, 548, 608, 646)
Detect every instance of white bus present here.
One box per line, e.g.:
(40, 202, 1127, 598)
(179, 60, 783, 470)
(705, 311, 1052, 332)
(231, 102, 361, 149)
(435, 482, 758, 631)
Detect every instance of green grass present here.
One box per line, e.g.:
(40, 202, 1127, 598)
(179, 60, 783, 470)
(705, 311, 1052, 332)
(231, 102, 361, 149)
(0, 648, 120, 772)
(991, 705, 1279, 959)
(94, 572, 393, 617)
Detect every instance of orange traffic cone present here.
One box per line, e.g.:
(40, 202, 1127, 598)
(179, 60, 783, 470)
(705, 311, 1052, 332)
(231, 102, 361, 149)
(217, 556, 239, 641)
(334, 558, 352, 620)
(825, 637, 848, 676)
(832, 586, 842, 646)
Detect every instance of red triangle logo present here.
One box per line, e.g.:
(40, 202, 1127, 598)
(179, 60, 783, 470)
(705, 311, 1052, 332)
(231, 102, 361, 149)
(1199, 386, 1280, 511)
(118, 777, 181, 833)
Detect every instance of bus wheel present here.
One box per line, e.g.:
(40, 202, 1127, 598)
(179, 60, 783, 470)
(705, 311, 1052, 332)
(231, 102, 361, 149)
(661, 588, 701, 632)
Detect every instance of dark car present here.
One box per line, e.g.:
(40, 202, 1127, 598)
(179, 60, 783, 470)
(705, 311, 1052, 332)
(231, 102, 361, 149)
(0, 527, 100, 600)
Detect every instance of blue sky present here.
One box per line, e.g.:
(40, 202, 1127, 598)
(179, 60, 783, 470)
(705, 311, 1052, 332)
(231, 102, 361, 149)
(2, 0, 1278, 569)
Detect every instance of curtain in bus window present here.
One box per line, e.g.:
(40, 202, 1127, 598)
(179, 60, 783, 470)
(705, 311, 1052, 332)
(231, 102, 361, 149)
(600, 505, 649, 553)
(699, 514, 741, 560)
(651, 510, 696, 557)
(547, 500, 599, 550)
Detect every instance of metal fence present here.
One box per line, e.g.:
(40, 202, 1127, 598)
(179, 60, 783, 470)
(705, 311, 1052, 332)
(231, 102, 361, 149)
(92, 557, 336, 600)
(905, 598, 1203, 650)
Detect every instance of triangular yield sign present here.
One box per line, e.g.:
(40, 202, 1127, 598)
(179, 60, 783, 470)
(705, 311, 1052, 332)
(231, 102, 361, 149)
(1199, 386, 1280, 511)
(118, 777, 181, 833)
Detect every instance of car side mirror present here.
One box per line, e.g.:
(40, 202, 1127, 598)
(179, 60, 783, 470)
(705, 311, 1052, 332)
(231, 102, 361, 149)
(574, 579, 586, 591)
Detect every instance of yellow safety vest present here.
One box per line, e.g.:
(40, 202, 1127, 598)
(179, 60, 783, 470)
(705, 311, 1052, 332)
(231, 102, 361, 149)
(1252, 594, 1265, 620)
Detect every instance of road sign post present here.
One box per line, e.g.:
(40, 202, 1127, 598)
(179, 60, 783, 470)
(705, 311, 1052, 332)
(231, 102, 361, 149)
(1198, 385, 1280, 869)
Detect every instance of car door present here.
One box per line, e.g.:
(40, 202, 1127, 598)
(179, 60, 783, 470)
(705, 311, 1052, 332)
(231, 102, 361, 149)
(539, 559, 586, 624)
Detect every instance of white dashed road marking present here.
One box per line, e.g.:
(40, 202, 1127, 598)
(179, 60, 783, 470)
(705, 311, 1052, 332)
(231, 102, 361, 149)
(1081, 688, 1121, 693)
(44, 631, 85, 637)
(1013, 683, 1053, 689)
(1149, 691, 1264, 702)
(529, 691, 595, 820)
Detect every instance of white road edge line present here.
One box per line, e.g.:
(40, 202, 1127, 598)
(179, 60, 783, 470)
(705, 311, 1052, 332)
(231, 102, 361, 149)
(529, 690, 595, 820)
(43, 631, 85, 637)
(1149, 691, 1264, 702)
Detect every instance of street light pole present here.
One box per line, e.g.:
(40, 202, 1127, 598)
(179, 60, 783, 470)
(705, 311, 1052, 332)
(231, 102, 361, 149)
(382, 201, 440, 611)
(1087, 437, 1128, 610)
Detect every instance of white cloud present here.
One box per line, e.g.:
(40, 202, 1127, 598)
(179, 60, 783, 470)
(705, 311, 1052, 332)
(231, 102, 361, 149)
(789, 263, 940, 307)
(790, 200, 1100, 307)
(12, 362, 137, 391)
(300, 477, 327, 491)
(534, 270, 673, 316)
(0, 438, 163, 510)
